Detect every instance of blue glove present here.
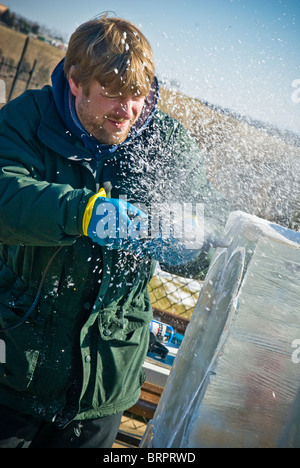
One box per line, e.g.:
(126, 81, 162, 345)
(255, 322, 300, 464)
(83, 189, 148, 251)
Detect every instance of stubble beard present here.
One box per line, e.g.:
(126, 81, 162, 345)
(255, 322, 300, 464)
(76, 102, 134, 145)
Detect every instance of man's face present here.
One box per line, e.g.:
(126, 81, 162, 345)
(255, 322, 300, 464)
(69, 78, 146, 145)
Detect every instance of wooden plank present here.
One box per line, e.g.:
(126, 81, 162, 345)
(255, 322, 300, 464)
(128, 382, 164, 419)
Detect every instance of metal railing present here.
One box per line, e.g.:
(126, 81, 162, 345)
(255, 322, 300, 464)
(149, 266, 202, 319)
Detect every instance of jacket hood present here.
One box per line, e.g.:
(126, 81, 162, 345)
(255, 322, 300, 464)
(51, 59, 159, 159)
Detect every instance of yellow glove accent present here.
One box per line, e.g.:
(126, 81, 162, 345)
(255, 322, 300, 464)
(82, 188, 107, 236)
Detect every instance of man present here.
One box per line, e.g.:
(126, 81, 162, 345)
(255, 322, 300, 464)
(0, 15, 229, 448)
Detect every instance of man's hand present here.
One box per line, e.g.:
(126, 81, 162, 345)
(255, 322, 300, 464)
(83, 190, 148, 251)
(83, 191, 203, 265)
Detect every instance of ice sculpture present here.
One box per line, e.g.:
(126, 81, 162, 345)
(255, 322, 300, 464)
(141, 211, 300, 448)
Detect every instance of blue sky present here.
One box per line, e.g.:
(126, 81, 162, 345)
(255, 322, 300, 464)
(3, 0, 300, 134)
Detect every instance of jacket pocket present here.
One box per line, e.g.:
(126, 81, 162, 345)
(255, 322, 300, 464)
(98, 296, 153, 344)
(91, 313, 150, 409)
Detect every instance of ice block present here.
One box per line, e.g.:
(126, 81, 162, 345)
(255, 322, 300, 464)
(141, 211, 300, 448)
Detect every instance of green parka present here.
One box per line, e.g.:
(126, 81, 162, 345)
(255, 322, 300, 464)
(0, 85, 229, 425)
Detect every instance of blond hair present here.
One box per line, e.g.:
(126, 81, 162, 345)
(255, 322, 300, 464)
(64, 14, 155, 97)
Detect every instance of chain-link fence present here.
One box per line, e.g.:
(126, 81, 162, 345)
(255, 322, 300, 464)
(148, 265, 203, 319)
